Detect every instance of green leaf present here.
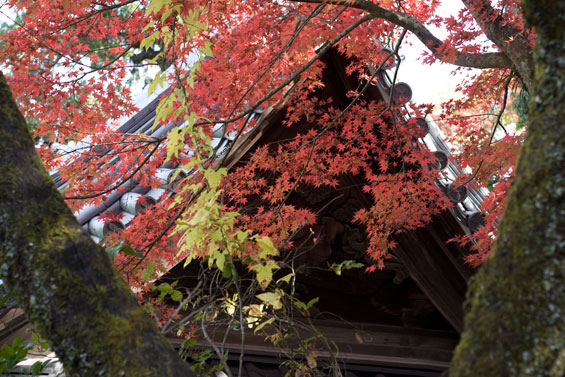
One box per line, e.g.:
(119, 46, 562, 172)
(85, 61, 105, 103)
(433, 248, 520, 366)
(161, 4, 181, 23)
(141, 261, 154, 281)
(106, 244, 138, 259)
(139, 30, 160, 51)
(276, 273, 294, 285)
(306, 297, 319, 309)
(146, 0, 171, 15)
(0, 336, 31, 373)
(223, 261, 233, 279)
(148, 70, 167, 96)
(256, 235, 279, 258)
(200, 40, 213, 57)
(120, 244, 138, 257)
(157, 282, 172, 293)
(12, 337, 21, 348)
(294, 300, 307, 312)
(250, 259, 279, 290)
(170, 290, 183, 302)
(157, 283, 172, 301)
(333, 260, 364, 276)
(204, 168, 225, 189)
(214, 250, 226, 272)
(182, 255, 194, 268)
(0, 294, 10, 308)
(256, 291, 282, 310)
(254, 317, 275, 334)
(141, 20, 156, 33)
(293, 297, 318, 314)
(166, 126, 184, 161)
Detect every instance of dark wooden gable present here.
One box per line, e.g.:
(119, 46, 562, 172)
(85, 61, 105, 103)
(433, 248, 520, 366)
(222, 48, 473, 331)
(0, 48, 481, 377)
(161, 49, 479, 375)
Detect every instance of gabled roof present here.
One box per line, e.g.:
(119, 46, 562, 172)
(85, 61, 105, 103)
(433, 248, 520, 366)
(4, 48, 487, 376)
(156, 49, 484, 373)
(46, 47, 485, 259)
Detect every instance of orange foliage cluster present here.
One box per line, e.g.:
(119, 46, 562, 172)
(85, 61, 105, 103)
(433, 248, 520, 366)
(1, 0, 527, 278)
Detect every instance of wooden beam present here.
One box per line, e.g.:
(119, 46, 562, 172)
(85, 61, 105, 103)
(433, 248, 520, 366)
(169, 320, 457, 369)
(393, 226, 468, 333)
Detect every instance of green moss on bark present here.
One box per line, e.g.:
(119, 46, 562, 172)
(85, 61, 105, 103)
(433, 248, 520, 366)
(0, 73, 196, 376)
(449, 2, 565, 376)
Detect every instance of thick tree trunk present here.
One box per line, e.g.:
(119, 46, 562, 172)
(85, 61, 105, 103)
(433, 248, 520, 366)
(449, 2, 565, 376)
(460, 0, 535, 91)
(0, 73, 196, 377)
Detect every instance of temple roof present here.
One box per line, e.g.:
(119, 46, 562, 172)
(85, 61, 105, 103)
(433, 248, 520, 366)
(1, 48, 487, 376)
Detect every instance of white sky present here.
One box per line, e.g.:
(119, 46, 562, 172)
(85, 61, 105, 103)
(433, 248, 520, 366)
(396, 2, 479, 106)
(1, 1, 471, 116)
(122, 2, 472, 113)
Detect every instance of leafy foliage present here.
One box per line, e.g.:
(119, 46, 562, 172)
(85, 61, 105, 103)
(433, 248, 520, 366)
(0, 335, 53, 376)
(0, 0, 531, 374)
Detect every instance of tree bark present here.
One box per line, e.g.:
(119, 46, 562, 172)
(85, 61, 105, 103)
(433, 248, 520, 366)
(290, 0, 515, 73)
(0, 73, 195, 377)
(449, 1, 565, 376)
(461, 0, 535, 91)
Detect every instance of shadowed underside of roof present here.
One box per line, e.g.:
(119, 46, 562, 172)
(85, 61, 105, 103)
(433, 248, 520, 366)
(3, 48, 490, 376)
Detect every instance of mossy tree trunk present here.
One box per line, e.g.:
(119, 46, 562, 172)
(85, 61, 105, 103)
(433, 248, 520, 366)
(449, 2, 565, 376)
(0, 73, 196, 377)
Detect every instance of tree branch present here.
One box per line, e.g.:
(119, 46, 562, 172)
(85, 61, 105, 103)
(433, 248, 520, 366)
(0, 72, 195, 377)
(449, 0, 565, 373)
(287, 0, 513, 70)
(460, 0, 534, 91)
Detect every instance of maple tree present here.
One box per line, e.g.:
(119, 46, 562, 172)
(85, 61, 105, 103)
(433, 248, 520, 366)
(0, 0, 563, 376)
(0, 72, 196, 377)
(0, 0, 531, 272)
